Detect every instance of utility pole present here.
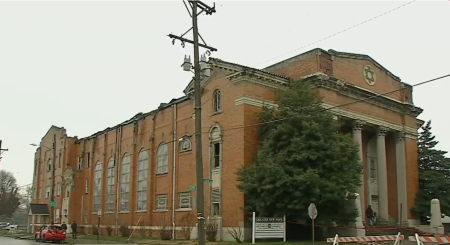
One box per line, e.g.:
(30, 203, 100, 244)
(168, 1, 216, 245)
(0, 140, 9, 191)
(50, 134, 56, 223)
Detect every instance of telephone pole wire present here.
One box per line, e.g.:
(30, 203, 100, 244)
(168, 1, 216, 245)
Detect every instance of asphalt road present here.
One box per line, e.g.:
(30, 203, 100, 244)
(0, 236, 38, 244)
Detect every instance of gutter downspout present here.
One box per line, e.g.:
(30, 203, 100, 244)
(115, 127, 122, 235)
(171, 103, 177, 239)
(81, 195, 84, 227)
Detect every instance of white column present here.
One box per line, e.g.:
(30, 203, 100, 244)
(376, 126, 389, 223)
(352, 120, 365, 216)
(395, 132, 408, 226)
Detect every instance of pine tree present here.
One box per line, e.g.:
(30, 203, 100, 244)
(411, 120, 450, 223)
(236, 79, 362, 225)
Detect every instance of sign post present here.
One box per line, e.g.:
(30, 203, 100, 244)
(252, 212, 286, 244)
(308, 203, 318, 245)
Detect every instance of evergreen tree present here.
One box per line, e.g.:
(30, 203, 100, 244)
(236, 79, 362, 225)
(412, 121, 450, 223)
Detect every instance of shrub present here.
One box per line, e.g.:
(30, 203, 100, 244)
(105, 225, 113, 236)
(159, 225, 173, 240)
(137, 226, 148, 237)
(180, 212, 196, 239)
(92, 225, 99, 235)
(227, 227, 243, 243)
(205, 222, 218, 242)
(119, 225, 130, 237)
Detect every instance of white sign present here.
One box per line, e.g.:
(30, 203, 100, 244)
(97, 209, 102, 216)
(252, 212, 286, 244)
(308, 203, 317, 220)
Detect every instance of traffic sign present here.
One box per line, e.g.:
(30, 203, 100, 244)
(188, 186, 197, 191)
(308, 203, 317, 220)
(203, 179, 213, 183)
(49, 201, 56, 207)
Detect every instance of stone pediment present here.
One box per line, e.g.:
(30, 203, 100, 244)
(327, 49, 401, 83)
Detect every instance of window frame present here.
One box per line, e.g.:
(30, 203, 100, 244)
(106, 158, 115, 212)
(212, 90, 221, 113)
(93, 161, 102, 212)
(156, 194, 168, 210)
(119, 154, 131, 212)
(156, 143, 169, 174)
(136, 149, 148, 211)
(178, 192, 192, 209)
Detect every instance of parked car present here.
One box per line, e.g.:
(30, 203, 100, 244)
(0, 222, 10, 229)
(35, 225, 66, 243)
(1, 224, 18, 230)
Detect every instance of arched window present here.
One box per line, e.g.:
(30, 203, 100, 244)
(106, 158, 115, 212)
(93, 161, 102, 212)
(119, 154, 131, 211)
(137, 149, 148, 211)
(179, 137, 192, 152)
(156, 144, 168, 174)
(213, 90, 221, 113)
(47, 159, 52, 172)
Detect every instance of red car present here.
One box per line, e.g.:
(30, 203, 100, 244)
(35, 225, 66, 243)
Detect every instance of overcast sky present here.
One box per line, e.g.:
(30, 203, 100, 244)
(0, 0, 449, 187)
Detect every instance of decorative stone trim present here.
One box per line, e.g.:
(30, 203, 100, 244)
(227, 75, 286, 90)
(308, 75, 423, 117)
(234, 96, 418, 139)
(396, 131, 406, 143)
(377, 126, 389, 137)
(353, 120, 365, 131)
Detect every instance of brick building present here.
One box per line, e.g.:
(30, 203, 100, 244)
(30, 48, 423, 240)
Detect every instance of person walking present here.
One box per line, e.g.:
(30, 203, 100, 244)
(366, 205, 374, 226)
(70, 221, 78, 239)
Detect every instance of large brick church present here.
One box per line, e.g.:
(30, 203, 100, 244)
(30, 48, 422, 240)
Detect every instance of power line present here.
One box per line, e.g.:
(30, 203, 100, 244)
(221, 73, 450, 132)
(256, 0, 417, 67)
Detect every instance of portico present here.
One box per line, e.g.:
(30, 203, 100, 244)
(345, 118, 411, 225)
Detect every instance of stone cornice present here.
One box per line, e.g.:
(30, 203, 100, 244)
(305, 74, 423, 118)
(226, 74, 287, 90)
(234, 96, 418, 139)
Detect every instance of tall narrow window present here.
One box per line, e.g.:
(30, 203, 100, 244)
(212, 187, 220, 216)
(213, 90, 221, 113)
(120, 154, 131, 211)
(85, 179, 89, 194)
(106, 158, 115, 212)
(210, 126, 222, 169)
(93, 161, 102, 212)
(45, 186, 51, 198)
(86, 152, 91, 168)
(156, 143, 168, 174)
(369, 157, 377, 180)
(47, 159, 52, 172)
(137, 149, 148, 211)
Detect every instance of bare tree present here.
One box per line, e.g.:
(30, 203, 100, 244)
(0, 170, 21, 217)
(19, 186, 32, 209)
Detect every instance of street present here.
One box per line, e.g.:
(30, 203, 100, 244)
(0, 236, 37, 244)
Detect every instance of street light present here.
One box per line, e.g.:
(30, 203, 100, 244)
(30, 135, 57, 224)
(30, 144, 52, 151)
